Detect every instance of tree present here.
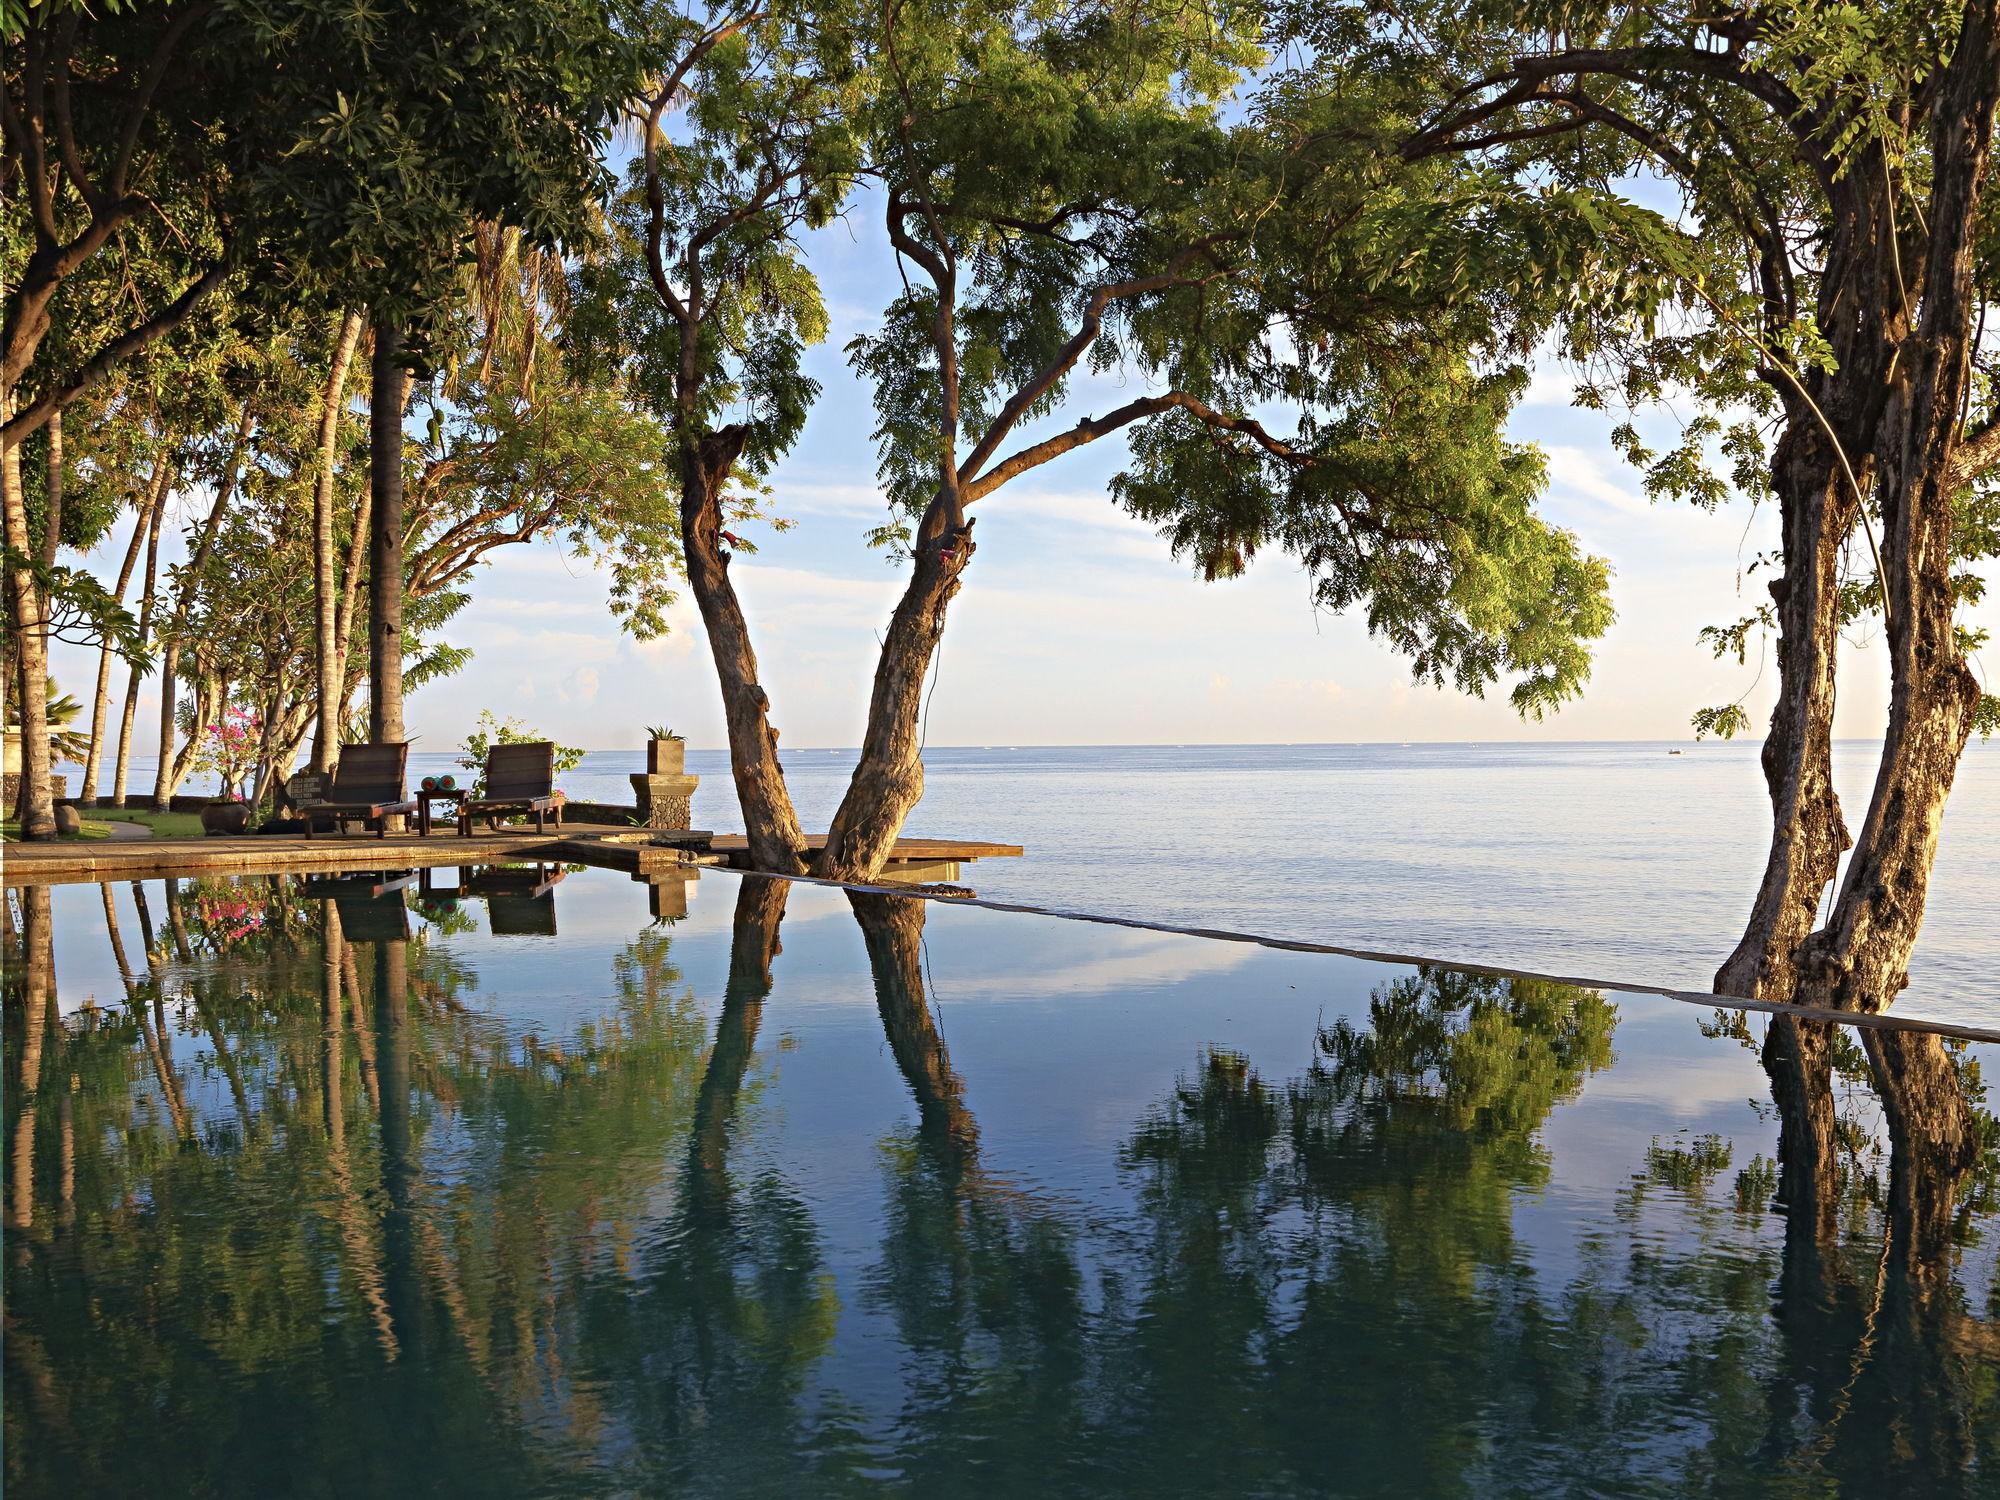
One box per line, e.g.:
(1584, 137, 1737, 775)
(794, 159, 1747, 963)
(1322, 1, 2000, 1018)
(786, 0, 1615, 879)
(3, 4, 257, 834)
(225, 0, 642, 755)
(576, 0, 865, 872)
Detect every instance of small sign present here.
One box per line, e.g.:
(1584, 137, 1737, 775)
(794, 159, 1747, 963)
(286, 772, 327, 807)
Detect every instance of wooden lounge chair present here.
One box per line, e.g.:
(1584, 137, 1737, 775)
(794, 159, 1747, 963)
(305, 742, 418, 838)
(467, 863, 564, 935)
(458, 741, 563, 835)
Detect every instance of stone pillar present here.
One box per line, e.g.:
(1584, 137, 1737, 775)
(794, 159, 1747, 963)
(631, 737, 697, 830)
(638, 867, 699, 921)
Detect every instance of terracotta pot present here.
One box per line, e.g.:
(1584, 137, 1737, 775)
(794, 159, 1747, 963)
(201, 800, 252, 836)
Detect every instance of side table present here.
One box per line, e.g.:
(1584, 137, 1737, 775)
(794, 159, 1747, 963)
(416, 787, 467, 836)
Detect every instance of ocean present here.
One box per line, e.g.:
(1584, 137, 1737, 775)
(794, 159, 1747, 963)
(59, 739, 1998, 1028)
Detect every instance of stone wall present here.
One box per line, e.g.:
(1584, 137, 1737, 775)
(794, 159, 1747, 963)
(4, 773, 68, 807)
(560, 800, 643, 827)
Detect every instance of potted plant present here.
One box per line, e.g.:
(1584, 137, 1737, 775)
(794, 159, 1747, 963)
(645, 724, 685, 776)
(194, 706, 259, 835)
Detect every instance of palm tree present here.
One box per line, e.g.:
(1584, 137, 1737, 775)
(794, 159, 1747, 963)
(45, 678, 90, 764)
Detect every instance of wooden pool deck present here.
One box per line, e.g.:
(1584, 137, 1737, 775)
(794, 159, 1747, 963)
(0, 828, 1023, 886)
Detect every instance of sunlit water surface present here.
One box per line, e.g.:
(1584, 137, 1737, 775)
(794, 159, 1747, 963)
(85, 740, 1999, 1025)
(5, 864, 1998, 1497)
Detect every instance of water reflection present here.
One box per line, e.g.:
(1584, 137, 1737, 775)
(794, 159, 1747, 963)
(3, 874, 1998, 1495)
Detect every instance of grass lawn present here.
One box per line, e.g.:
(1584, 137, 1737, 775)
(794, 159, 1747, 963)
(91, 808, 207, 838)
(2, 818, 114, 842)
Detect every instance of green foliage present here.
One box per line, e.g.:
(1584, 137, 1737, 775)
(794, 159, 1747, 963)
(1974, 694, 2000, 740)
(567, 0, 866, 475)
(42, 678, 89, 764)
(1692, 704, 1754, 741)
(456, 710, 586, 796)
(645, 725, 683, 742)
(215, 0, 639, 355)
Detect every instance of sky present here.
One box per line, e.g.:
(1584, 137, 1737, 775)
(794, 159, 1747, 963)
(46, 209, 1997, 757)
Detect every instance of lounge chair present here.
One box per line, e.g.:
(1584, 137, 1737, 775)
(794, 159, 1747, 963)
(458, 741, 563, 835)
(467, 863, 564, 935)
(305, 742, 418, 838)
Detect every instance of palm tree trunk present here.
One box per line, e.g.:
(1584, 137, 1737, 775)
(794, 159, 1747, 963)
(109, 484, 167, 808)
(4, 399, 56, 838)
(83, 460, 169, 806)
(39, 409, 60, 571)
(369, 317, 408, 750)
(313, 310, 366, 775)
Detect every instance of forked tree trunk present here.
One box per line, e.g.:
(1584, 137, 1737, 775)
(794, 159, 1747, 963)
(83, 461, 168, 807)
(1713, 148, 1913, 1003)
(109, 488, 167, 808)
(679, 427, 805, 873)
(815, 516, 973, 881)
(369, 318, 409, 750)
(3, 407, 55, 837)
(313, 310, 366, 775)
(1791, 8, 1998, 1017)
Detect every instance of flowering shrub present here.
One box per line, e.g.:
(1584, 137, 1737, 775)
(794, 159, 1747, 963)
(193, 892, 266, 945)
(456, 711, 585, 797)
(189, 706, 262, 799)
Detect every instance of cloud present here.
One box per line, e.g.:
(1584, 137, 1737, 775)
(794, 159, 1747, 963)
(1543, 445, 1651, 514)
(1519, 368, 1579, 407)
(1272, 675, 1345, 702)
(558, 666, 600, 705)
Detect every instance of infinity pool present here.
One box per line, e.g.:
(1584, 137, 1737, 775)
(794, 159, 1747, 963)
(5, 863, 1997, 1496)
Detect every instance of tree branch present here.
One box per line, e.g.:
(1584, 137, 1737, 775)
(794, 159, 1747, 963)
(3, 259, 228, 442)
(966, 389, 1299, 500)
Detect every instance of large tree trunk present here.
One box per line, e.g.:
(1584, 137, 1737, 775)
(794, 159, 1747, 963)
(369, 317, 409, 750)
(1790, 10, 1998, 1016)
(109, 487, 167, 808)
(815, 514, 973, 881)
(1712, 153, 1914, 1004)
(1712, 437, 1857, 1000)
(82, 459, 168, 807)
(3, 404, 55, 838)
(678, 427, 805, 873)
(313, 310, 366, 775)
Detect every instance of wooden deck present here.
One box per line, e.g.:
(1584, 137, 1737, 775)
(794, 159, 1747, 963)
(1, 828, 1023, 885)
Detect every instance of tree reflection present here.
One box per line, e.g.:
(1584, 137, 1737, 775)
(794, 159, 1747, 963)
(6, 876, 1999, 1496)
(848, 890, 1088, 1486)
(574, 873, 864, 1489)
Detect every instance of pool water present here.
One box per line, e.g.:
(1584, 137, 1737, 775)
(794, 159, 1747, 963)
(5, 864, 1998, 1496)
